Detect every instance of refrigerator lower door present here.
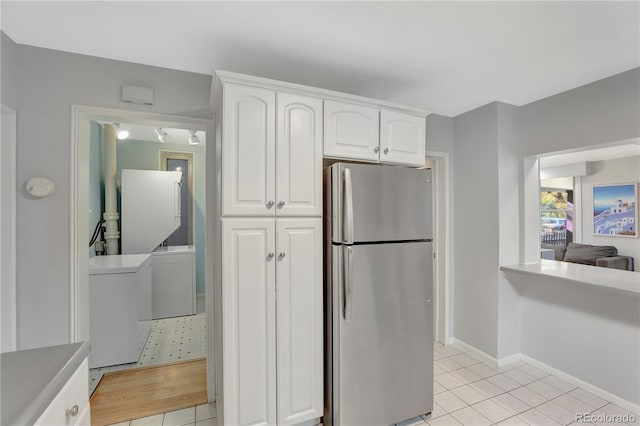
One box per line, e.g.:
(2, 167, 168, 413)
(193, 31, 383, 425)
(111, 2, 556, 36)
(330, 242, 433, 426)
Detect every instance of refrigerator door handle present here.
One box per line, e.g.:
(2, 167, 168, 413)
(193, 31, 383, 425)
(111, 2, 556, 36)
(343, 245, 353, 320)
(343, 167, 354, 244)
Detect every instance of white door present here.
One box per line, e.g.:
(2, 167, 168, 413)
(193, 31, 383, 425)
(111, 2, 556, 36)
(323, 100, 380, 162)
(380, 110, 426, 167)
(276, 218, 323, 425)
(222, 218, 277, 426)
(276, 93, 323, 216)
(222, 84, 276, 216)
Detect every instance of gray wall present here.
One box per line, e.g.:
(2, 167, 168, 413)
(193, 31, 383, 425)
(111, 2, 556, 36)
(117, 139, 206, 294)
(1, 31, 17, 108)
(452, 102, 500, 355)
(518, 68, 640, 156)
(14, 44, 211, 349)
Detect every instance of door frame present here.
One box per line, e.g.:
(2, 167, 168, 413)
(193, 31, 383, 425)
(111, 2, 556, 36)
(425, 150, 452, 344)
(1, 104, 17, 352)
(69, 105, 215, 399)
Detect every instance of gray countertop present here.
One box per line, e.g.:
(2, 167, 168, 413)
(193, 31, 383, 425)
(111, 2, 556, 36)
(1, 341, 90, 426)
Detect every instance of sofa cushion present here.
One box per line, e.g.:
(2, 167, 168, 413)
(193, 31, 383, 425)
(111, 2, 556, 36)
(563, 243, 618, 266)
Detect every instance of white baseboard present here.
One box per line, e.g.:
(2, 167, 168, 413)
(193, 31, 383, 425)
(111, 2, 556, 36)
(449, 338, 500, 365)
(519, 354, 640, 416)
(446, 338, 639, 415)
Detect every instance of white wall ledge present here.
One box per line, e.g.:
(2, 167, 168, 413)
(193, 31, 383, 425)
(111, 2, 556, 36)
(500, 259, 640, 295)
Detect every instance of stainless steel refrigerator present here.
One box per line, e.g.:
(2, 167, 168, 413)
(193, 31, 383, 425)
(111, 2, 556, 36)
(325, 162, 434, 426)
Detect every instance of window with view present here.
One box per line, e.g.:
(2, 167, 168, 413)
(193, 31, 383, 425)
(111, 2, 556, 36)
(540, 188, 573, 248)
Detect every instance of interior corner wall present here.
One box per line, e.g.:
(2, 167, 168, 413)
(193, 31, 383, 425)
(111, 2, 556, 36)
(117, 140, 207, 293)
(14, 44, 211, 350)
(579, 156, 640, 269)
(1, 31, 17, 108)
(452, 103, 500, 356)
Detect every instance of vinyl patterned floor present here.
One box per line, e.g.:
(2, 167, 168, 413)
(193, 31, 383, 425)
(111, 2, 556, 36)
(90, 313, 207, 395)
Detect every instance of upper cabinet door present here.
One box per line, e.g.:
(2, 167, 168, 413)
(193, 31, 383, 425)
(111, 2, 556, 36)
(379, 110, 426, 167)
(222, 84, 276, 216)
(222, 218, 277, 426)
(324, 100, 380, 162)
(276, 93, 323, 217)
(276, 218, 323, 425)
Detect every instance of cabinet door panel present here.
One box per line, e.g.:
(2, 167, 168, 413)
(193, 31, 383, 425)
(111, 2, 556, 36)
(222, 219, 276, 426)
(324, 100, 379, 162)
(276, 93, 323, 216)
(380, 110, 426, 167)
(222, 84, 276, 216)
(276, 218, 323, 425)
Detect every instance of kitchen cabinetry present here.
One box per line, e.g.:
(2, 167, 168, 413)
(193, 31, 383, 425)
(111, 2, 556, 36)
(151, 246, 196, 319)
(222, 84, 276, 217)
(380, 109, 426, 167)
(212, 70, 430, 426)
(222, 85, 322, 217)
(323, 101, 427, 167)
(276, 92, 323, 216)
(221, 218, 322, 426)
(88, 254, 152, 368)
(275, 219, 323, 425)
(35, 359, 90, 426)
(323, 100, 380, 162)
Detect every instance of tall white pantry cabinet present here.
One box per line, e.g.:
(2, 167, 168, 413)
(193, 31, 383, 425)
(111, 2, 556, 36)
(212, 73, 323, 426)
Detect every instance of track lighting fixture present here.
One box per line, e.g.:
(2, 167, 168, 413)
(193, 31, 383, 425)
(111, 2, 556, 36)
(113, 123, 129, 140)
(187, 130, 200, 145)
(154, 128, 168, 143)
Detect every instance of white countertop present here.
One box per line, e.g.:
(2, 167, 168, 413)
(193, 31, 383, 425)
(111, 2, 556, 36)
(152, 245, 195, 255)
(1, 341, 90, 426)
(89, 253, 151, 275)
(501, 259, 640, 294)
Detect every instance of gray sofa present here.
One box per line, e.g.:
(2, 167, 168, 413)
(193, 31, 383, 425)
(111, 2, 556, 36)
(550, 243, 634, 271)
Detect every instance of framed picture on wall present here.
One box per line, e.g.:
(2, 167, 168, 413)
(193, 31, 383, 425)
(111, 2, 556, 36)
(593, 183, 638, 237)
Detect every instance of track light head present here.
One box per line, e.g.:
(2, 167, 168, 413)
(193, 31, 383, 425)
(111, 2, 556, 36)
(188, 130, 200, 145)
(154, 128, 168, 143)
(113, 123, 129, 140)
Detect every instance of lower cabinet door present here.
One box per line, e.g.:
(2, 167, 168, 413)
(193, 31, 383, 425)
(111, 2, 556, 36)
(35, 359, 89, 426)
(222, 218, 277, 426)
(276, 218, 323, 425)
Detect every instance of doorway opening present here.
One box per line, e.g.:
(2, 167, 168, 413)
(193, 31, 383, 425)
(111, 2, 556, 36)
(70, 106, 215, 418)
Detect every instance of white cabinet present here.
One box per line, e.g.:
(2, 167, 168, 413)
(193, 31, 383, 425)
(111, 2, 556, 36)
(89, 254, 152, 368)
(222, 219, 277, 426)
(275, 219, 323, 425)
(323, 100, 380, 162)
(151, 246, 196, 319)
(222, 84, 276, 216)
(222, 85, 322, 217)
(221, 218, 322, 426)
(35, 359, 90, 426)
(276, 93, 323, 216)
(380, 109, 426, 167)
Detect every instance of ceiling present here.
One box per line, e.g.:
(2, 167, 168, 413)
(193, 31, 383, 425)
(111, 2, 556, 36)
(98, 122, 206, 146)
(2, 2, 639, 116)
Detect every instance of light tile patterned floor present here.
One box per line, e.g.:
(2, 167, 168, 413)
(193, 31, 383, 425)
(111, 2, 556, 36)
(90, 313, 207, 394)
(108, 340, 639, 426)
(395, 341, 638, 426)
(108, 402, 217, 426)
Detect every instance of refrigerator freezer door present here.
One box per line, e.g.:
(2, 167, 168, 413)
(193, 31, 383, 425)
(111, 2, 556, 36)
(331, 163, 432, 243)
(330, 242, 433, 426)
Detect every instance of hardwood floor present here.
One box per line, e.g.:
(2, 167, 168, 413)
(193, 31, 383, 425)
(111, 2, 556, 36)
(90, 358, 207, 426)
